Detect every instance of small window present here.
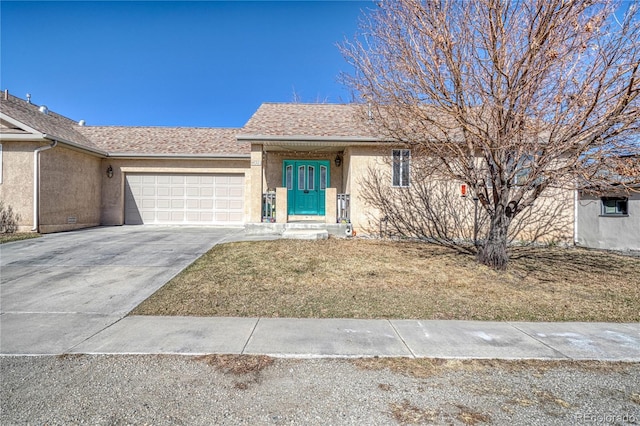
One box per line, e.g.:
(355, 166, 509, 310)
(320, 166, 327, 190)
(308, 166, 315, 191)
(286, 165, 293, 190)
(0, 144, 3, 184)
(298, 166, 305, 191)
(392, 149, 410, 187)
(601, 197, 628, 216)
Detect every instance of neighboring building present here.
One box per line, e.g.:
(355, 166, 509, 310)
(1, 91, 580, 244)
(576, 190, 640, 251)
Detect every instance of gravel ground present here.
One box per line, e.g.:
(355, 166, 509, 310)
(1, 355, 639, 425)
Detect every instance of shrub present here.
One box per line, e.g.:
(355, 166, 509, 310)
(0, 201, 20, 233)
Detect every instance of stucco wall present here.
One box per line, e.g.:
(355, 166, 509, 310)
(345, 146, 574, 242)
(101, 158, 251, 225)
(39, 146, 103, 233)
(577, 192, 640, 251)
(344, 145, 385, 233)
(0, 141, 39, 232)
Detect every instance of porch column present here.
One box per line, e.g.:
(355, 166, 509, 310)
(325, 187, 337, 224)
(249, 144, 263, 223)
(276, 187, 287, 223)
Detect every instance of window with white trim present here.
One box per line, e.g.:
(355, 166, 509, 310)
(601, 197, 628, 216)
(392, 149, 410, 187)
(0, 144, 3, 184)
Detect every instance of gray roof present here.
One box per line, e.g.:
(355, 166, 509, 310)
(0, 93, 100, 150)
(0, 93, 247, 157)
(240, 103, 380, 139)
(77, 126, 248, 156)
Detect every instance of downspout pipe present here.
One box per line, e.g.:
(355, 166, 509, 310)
(32, 140, 58, 232)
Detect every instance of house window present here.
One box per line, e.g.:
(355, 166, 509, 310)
(392, 149, 410, 187)
(601, 197, 628, 216)
(0, 144, 3, 184)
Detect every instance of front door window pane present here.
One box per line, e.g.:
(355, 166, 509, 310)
(298, 166, 305, 190)
(308, 166, 315, 191)
(320, 166, 327, 190)
(286, 165, 293, 190)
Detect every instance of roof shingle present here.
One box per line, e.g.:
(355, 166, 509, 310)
(0, 93, 100, 150)
(78, 126, 248, 156)
(240, 103, 379, 139)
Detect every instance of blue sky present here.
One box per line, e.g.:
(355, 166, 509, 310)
(1, 1, 372, 127)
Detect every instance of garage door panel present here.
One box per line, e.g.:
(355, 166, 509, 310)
(125, 173, 244, 225)
(141, 199, 156, 209)
(186, 187, 199, 197)
(229, 200, 243, 209)
(186, 199, 200, 209)
(229, 187, 243, 197)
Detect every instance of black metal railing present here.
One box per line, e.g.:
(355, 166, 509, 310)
(262, 192, 276, 222)
(337, 193, 350, 223)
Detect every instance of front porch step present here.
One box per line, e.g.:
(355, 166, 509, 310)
(281, 228, 329, 240)
(245, 222, 350, 238)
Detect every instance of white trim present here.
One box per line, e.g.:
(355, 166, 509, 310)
(0, 112, 43, 136)
(0, 143, 2, 184)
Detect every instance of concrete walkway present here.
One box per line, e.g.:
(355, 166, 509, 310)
(1, 227, 638, 360)
(63, 317, 640, 361)
(2, 315, 638, 361)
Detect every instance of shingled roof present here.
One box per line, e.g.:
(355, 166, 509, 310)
(240, 103, 380, 139)
(1, 93, 248, 157)
(78, 126, 248, 156)
(0, 93, 101, 151)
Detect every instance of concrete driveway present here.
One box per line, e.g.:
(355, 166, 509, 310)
(0, 226, 244, 355)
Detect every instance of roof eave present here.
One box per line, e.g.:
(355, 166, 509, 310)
(236, 134, 386, 144)
(42, 134, 109, 157)
(106, 152, 251, 160)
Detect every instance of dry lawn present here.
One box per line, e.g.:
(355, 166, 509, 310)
(0, 233, 40, 244)
(131, 238, 640, 322)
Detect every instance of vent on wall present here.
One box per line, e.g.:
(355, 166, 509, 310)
(67, 216, 77, 224)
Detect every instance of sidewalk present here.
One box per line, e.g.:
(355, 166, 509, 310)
(5, 316, 638, 361)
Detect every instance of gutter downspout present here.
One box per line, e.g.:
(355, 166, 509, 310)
(32, 140, 58, 232)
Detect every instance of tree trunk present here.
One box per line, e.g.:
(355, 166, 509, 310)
(477, 210, 510, 270)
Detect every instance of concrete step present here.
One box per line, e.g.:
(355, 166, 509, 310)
(281, 228, 329, 240)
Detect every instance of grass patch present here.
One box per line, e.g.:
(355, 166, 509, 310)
(0, 233, 40, 244)
(131, 238, 640, 322)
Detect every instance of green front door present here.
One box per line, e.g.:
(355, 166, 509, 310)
(283, 160, 329, 215)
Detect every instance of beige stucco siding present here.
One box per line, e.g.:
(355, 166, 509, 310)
(0, 141, 39, 231)
(39, 146, 103, 233)
(344, 145, 385, 232)
(101, 158, 251, 225)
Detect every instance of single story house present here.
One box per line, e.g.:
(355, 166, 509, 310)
(0, 91, 385, 235)
(1, 90, 636, 250)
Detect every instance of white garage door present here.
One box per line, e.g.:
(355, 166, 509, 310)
(125, 174, 244, 225)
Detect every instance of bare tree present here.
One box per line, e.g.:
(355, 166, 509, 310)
(359, 152, 573, 250)
(342, 0, 640, 269)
